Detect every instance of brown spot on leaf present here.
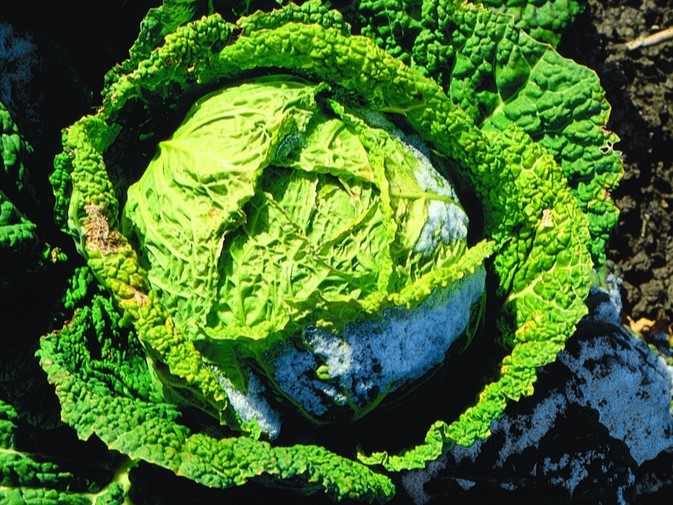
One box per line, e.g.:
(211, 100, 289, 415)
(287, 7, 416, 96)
(131, 287, 149, 307)
(83, 205, 125, 254)
(540, 209, 554, 228)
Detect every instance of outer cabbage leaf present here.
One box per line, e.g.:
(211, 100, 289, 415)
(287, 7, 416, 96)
(1, 102, 30, 194)
(1, 96, 127, 505)
(339, 0, 583, 54)
(48, 1, 594, 498)
(478, 0, 585, 46)
(360, 124, 592, 468)
(0, 189, 37, 257)
(1, 101, 39, 268)
(0, 403, 131, 505)
(340, 0, 620, 264)
(102, 0, 217, 93)
(1, 100, 68, 302)
(38, 270, 394, 502)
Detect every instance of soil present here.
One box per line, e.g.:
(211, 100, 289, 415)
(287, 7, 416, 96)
(561, 0, 673, 340)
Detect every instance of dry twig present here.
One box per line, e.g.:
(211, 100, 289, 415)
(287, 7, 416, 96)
(626, 26, 673, 51)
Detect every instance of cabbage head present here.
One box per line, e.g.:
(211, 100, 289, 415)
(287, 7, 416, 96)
(40, 0, 618, 502)
(121, 74, 490, 433)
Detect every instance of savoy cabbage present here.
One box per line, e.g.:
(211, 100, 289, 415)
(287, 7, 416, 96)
(1, 0, 621, 503)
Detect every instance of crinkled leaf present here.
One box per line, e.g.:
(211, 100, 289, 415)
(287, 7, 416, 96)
(360, 126, 592, 468)
(1, 398, 132, 505)
(38, 280, 394, 502)
(0, 101, 39, 260)
(1, 101, 30, 194)
(479, 0, 585, 46)
(50, 4, 596, 491)
(122, 76, 473, 360)
(342, 0, 619, 264)
(0, 189, 38, 255)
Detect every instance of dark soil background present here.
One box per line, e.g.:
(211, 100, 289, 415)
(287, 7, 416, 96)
(562, 0, 673, 341)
